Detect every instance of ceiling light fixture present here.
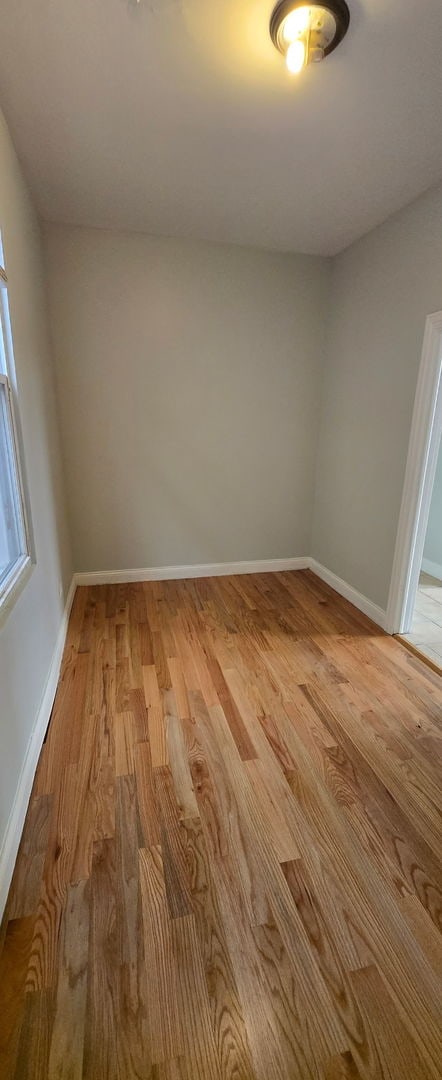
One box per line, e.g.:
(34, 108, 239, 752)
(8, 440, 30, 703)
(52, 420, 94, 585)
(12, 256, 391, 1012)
(270, 1, 350, 76)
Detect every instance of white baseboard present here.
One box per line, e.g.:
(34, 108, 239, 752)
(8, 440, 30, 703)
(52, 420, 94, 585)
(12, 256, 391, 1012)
(309, 559, 387, 630)
(74, 556, 310, 586)
(0, 576, 76, 921)
(74, 556, 387, 630)
(421, 557, 442, 583)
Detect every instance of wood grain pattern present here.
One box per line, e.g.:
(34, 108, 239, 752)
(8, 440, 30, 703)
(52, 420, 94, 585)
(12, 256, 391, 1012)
(13, 988, 54, 1080)
(47, 880, 90, 1080)
(7, 796, 52, 920)
(0, 916, 35, 1078)
(0, 569, 441, 1078)
(139, 845, 182, 1065)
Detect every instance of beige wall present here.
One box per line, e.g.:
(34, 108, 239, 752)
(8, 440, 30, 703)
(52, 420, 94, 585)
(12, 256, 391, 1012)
(0, 110, 72, 868)
(44, 224, 329, 572)
(44, 185, 442, 611)
(313, 181, 442, 610)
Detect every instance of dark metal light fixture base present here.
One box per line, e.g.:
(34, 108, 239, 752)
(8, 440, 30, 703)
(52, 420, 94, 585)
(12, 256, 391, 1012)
(270, 0, 350, 70)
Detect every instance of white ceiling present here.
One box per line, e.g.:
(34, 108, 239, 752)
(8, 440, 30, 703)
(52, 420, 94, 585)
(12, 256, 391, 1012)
(1, 0, 442, 255)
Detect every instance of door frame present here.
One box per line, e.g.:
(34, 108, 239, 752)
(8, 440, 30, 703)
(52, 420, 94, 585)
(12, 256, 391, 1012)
(386, 310, 442, 635)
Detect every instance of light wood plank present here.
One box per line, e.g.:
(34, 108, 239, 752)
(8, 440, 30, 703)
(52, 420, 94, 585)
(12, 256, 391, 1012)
(47, 880, 89, 1080)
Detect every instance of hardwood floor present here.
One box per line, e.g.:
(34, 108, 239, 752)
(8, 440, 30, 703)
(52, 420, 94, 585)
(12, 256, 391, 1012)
(1, 569, 441, 1079)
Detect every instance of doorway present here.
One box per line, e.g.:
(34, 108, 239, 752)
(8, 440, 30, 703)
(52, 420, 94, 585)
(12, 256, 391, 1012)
(403, 426, 442, 665)
(401, 564, 442, 667)
(386, 311, 442, 669)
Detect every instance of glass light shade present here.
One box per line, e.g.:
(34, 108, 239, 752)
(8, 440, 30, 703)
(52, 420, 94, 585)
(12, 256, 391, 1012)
(283, 6, 311, 42)
(286, 38, 306, 73)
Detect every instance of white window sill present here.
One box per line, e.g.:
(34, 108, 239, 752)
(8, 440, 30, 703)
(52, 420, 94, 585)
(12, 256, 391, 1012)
(0, 554, 33, 628)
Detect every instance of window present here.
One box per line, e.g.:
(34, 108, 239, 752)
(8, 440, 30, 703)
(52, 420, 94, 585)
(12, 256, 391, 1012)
(0, 240, 31, 611)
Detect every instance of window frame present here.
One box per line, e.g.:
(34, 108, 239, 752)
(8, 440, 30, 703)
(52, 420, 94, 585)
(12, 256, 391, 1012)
(0, 262, 32, 616)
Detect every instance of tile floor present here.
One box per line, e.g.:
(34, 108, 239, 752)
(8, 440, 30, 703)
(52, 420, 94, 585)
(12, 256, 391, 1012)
(402, 571, 442, 669)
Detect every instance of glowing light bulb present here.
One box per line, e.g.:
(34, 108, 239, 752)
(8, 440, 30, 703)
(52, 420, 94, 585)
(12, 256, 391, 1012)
(283, 6, 311, 43)
(286, 38, 306, 73)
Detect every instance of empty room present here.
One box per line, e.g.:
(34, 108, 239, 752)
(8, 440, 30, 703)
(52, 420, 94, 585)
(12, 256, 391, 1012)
(0, 1, 441, 1078)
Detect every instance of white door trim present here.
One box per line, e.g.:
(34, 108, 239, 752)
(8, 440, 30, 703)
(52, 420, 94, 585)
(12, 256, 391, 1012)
(386, 311, 442, 634)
